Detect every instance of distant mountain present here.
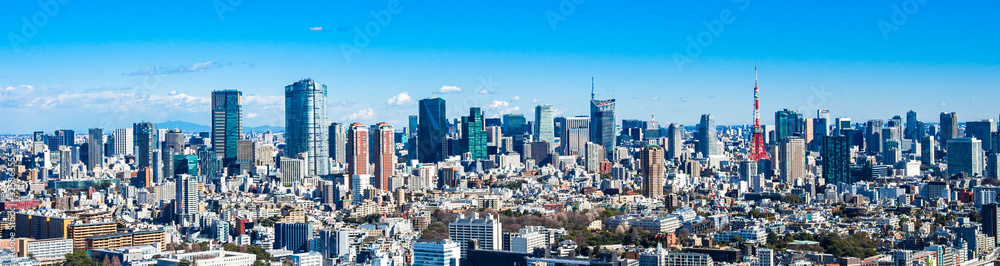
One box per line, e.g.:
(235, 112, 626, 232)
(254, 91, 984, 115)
(157, 121, 284, 133)
(158, 121, 210, 133)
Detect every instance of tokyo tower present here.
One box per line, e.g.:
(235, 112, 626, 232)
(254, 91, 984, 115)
(748, 64, 770, 161)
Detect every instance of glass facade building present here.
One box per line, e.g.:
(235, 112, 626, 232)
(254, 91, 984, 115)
(285, 79, 330, 176)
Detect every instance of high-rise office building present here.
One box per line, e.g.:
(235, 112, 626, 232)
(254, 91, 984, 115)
(534, 105, 555, 151)
(940, 112, 959, 145)
(173, 154, 199, 176)
(865, 119, 885, 155)
(373, 122, 395, 191)
(347, 123, 369, 180)
(590, 98, 616, 154)
(966, 119, 996, 152)
(905, 110, 919, 140)
(668, 123, 683, 160)
(775, 109, 802, 143)
(113, 128, 134, 156)
(408, 115, 419, 160)
(983, 203, 1000, 244)
(448, 212, 502, 258)
(133, 122, 158, 171)
(698, 114, 718, 157)
(461, 107, 487, 160)
(86, 128, 103, 171)
(504, 114, 527, 154)
(779, 137, 805, 184)
(883, 139, 902, 166)
(412, 240, 461, 266)
(834, 117, 852, 136)
(823, 136, 852, 185)
(560, 116, 589, 156)
(285, 79, 330, 176)
(641, 145, 665, 199)
(211, 90, 242, 167)
(175, 174, 200, 223)
(328, 123, 347, 164)
(921, 136, 936, 166)
(274, 223, 314, 253)
(163, 129, 185, 152)
(584, 142, 604, 173)
(947, 138, 983, 177)
(418, 98, 447, 163)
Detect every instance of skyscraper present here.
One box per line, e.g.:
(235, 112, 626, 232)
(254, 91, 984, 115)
(865, 119, 885, 155)
(921, 136, 936, 166)
(774, 109, 801, 143)
(667, 123, 683, 160)
(905, 110, 919, 140)
(822, 135, 852, 185)
(779, 137, 805, 184)
(534, 105, 554, 151)
(940, 112, 959, 145)
(408, 115, 419, 160)
(947, 138, 983, 177)
(175, 174, 200, 224)
(133, 122, 158, 171)
(966, 119, 996, 152)
(113, 128, 133, 156)
(590, 98, 616, 155)
(285, 79, 330, 176)
(347, 123, 369, 180)
(697, 114, 718, 157)
(983, 203, 1000, 244)
(641, 145, 665, 199)
(373, 122, 395, 191)
(560, 116, 589, 156)
(211, 90, 242, 167)
(86, 128, 103, 171)
(328, 123, 347, 164)
(504, 114, 527, 154)
(418, 98, 446, 163)
(461, 107, 487, 160)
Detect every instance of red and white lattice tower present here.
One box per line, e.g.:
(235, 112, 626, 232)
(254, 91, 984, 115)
(748, 64, 770, 161)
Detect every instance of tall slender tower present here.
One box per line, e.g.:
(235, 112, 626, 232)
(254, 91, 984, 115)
(285, 79, 330, 176)
(373, 122, 395, 191)
(748, 65, 770, 161)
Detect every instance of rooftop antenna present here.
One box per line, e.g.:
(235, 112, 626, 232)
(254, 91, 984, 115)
(590, 77, 597, 100)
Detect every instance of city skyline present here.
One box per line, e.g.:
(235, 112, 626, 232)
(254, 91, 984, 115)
(2, 2, 1000, 134)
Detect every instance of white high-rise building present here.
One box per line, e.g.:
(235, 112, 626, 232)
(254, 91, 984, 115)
(448, 212, 502, 258)
(351, 175, 372, 205)
(113, 128, 134, 156)
(755, 248, 774, 266)
(412, 240, 461, 266)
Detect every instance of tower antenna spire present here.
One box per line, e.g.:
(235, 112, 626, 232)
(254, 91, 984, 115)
(754, 61, 758, 88)
(590, 77, 597, 100)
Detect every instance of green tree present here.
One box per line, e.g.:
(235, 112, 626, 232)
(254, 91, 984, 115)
(64, 250, 97, 266)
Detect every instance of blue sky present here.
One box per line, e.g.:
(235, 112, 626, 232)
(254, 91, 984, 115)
(1, 0, 998, 134)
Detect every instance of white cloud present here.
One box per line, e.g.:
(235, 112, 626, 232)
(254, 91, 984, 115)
(438, 85, 461, 94)
(484, 100, 520, 115)
(478, 89, 489, 94)
(345, 108, 376, 121)
(309, 27, 323, 31)
(246, 113, 260, 118)
(124, 61, 230, 76)
(511, 96, 520, 101)
(651, 97, 660, 101)
(387, 92, 414, 107)
(532, 99, 541, 103)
